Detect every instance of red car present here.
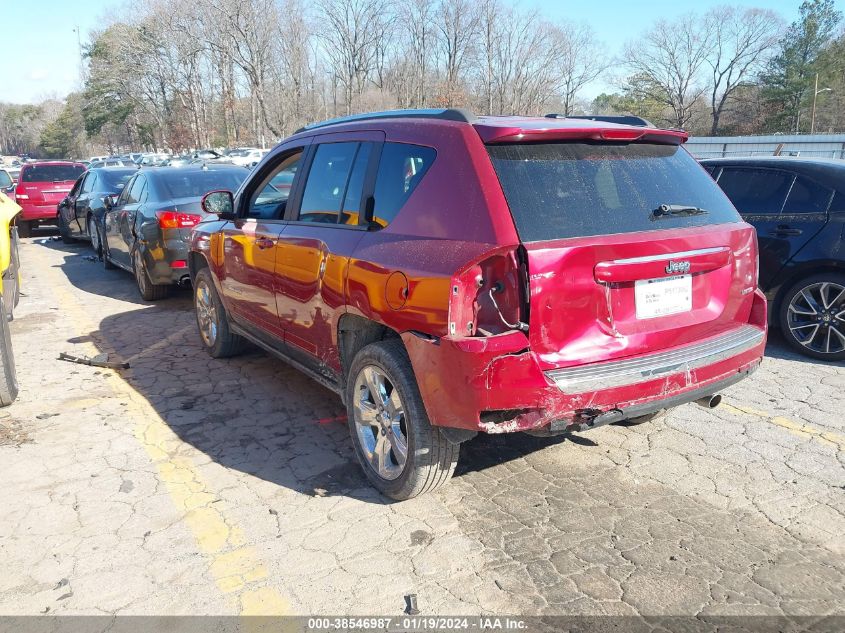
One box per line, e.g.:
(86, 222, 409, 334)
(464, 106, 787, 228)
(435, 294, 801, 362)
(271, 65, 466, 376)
(189, 110, 767, 500)
(15, 161, 86, 237)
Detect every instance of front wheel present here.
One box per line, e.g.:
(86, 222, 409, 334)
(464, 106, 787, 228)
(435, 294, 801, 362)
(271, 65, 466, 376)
(346, 339, 458, 500)
(194, 268, 245, 358)
(780, 273, 845, 361)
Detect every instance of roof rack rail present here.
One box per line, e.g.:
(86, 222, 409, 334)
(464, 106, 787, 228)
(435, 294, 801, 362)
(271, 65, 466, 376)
(295, 108, 474, 134)
(545, 114, 655, 128)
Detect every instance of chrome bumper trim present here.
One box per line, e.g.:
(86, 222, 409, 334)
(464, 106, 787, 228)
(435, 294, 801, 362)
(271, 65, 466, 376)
(545, 325, 765, 393)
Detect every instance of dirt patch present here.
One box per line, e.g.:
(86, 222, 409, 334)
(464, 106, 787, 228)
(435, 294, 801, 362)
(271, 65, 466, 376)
(0, 418, 33, 447)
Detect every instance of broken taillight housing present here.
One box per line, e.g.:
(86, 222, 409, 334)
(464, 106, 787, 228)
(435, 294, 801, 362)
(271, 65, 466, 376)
(156, 211, 202, 229)
(448, 247, 530, 337)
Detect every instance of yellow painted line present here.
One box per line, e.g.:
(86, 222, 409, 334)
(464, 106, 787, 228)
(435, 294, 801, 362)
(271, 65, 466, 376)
(722, 401, 845, 450)
(33, 246, 291, 614)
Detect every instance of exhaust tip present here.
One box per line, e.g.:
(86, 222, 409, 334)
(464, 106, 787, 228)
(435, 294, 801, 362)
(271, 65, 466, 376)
(696, 394, 722, 409)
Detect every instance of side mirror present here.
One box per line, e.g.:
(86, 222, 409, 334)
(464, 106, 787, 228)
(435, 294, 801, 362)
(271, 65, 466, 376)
(103, 194, 118, 211)
(202, 190, 236, 219)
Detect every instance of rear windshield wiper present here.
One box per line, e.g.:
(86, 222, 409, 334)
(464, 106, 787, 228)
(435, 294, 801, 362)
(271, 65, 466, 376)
(651, 204, 709, 220)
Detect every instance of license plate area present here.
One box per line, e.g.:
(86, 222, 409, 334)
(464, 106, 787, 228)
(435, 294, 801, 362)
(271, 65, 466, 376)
(635, 274, 692, 319)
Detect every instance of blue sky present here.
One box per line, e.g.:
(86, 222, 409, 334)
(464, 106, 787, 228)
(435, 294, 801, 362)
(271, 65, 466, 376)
(0, 0, 817, 104)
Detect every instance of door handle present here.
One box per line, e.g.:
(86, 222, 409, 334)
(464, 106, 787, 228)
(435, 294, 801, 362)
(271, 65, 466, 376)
(255, 237, 276, 249)
(769, 227, 803, 236)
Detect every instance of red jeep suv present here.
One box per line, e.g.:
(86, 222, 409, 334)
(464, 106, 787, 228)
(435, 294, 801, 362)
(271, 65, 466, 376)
(15, 161, 86, 237)
(189, 110, 767, 500)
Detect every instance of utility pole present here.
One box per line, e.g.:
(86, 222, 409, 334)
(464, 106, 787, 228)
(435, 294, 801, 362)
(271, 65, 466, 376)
(811, 73, 833, 135)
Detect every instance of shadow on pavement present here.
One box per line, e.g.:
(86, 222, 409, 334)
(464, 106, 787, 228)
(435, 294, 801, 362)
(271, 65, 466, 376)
(41, 236, 838, 506)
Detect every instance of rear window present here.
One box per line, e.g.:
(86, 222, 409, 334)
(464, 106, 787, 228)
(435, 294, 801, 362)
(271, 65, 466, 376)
(157, 169, 248, 200)
(22, 164, 85, 183)
(487, 143, 740, 242)
(99, 171, 134, 192)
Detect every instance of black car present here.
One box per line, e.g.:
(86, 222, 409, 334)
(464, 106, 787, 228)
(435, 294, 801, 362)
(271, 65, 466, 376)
(57, 167, 137, 248)
(702, 157, 845, 360)
(100, 164, 248, 300)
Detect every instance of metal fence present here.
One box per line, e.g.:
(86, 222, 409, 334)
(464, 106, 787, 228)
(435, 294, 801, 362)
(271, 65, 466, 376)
(685, 134, 845, 160)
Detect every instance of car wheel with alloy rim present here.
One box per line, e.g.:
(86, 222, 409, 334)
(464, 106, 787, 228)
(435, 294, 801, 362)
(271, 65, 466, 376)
(346, 339, 458, 500)
(780, 273, 845, 361)
(88, 216, 101, 257)
(133, 249, 169, 301)
(193, 268, 245, 357)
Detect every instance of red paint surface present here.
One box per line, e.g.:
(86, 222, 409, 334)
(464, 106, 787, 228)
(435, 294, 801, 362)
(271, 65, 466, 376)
(192, 114, 766, 434)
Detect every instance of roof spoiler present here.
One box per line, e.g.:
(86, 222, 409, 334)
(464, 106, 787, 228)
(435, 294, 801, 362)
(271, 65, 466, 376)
(546, 114, 656, 128)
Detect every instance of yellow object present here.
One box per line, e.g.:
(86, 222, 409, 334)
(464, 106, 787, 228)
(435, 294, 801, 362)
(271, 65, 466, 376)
(0, 191, 21, 296)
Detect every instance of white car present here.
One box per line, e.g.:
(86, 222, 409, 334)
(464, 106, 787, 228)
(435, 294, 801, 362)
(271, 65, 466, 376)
(229, 148, 265, 167)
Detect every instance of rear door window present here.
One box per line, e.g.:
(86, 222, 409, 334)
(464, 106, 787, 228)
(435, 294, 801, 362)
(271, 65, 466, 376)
(782, 176, 833, 214)
(298, 142, 359, 224)
(22, 164, 85, 183)
(488, 143, 740, 242)
(716, 168, 793, 215)
(372, 143, 436, 227)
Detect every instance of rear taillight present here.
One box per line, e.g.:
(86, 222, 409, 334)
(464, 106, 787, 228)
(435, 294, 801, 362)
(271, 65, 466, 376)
(156, 211, 202, 229)
(14, 188, 28, 201)
(448, 247, 530, 337)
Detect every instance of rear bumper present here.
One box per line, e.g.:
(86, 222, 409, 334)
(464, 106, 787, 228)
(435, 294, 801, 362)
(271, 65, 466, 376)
(18, 203, 58, 222)
(143, 236, 191, 286)
(402, 288, 768, 434)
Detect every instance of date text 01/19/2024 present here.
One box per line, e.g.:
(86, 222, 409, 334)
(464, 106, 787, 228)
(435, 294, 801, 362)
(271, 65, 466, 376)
(305, 617, 528, 631)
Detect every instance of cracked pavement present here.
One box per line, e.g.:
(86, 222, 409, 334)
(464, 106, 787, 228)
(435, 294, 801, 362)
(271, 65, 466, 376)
(0, 232, 843, 618)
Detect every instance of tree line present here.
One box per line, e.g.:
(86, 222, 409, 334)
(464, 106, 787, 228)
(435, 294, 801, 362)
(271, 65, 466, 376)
(1, 0, 843, 158)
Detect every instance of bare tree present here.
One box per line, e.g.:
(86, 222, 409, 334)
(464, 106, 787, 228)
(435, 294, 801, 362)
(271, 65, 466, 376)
(554, 22, 611, 116)
(318, 0, 394, 115)
(436, 0, 479, 106)
(623, 14, 714, 128)
(706, 6, 782, 134)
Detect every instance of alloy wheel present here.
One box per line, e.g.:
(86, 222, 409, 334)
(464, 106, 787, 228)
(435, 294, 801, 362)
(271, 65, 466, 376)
(133, 251, 147, 293)
(786, 281, 845, 355)
(352, 365, 408, 481)
(195, 280, 218, 347)
(88, 218, 100, 255)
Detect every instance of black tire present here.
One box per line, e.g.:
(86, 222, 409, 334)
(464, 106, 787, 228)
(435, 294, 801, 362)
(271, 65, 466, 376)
(193, 267, 245, 358)
(133, 249, 169, 301)
(58, 212, 76, 244)
(0, 295, 19, 407)
(87, 216, 102, 257)
(346, 339, 458, 500)
(101, 236, 116, 270)
(16, 221, 31, 239)
(779, 273, 845, 361)
(778, 273, 845, 361)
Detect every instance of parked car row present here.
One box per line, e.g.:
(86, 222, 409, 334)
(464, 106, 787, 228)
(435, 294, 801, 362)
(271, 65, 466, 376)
(25, 109, 845, 499)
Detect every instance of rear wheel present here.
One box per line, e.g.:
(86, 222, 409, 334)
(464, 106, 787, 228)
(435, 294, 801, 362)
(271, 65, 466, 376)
(780, 273, 845, 361)
(16, 221, 31, 239)
(58, 213, 75, 244)
(0, 296, 19, 407)
(133, 249, 169, 301)
(346, 339, 458, 500)
(194, 268, 245, 358)
(88, 216, 101, 257)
